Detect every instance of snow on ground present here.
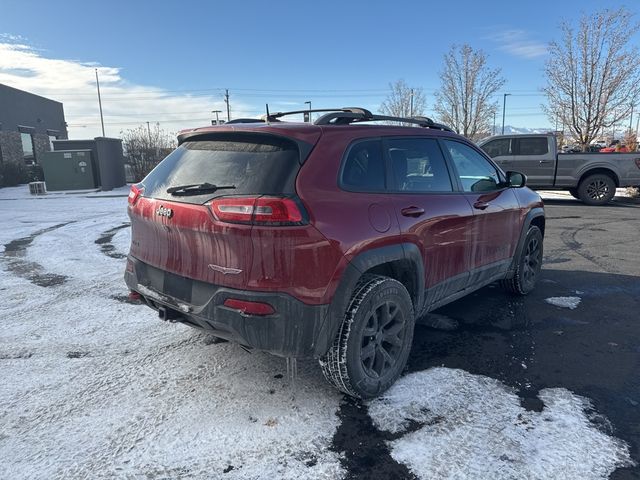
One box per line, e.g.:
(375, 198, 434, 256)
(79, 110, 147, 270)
(545, 296, 582, 309)
(0, 186, 343, 479)
(368, 368, 634, 480)
(0, 184, 633, 479)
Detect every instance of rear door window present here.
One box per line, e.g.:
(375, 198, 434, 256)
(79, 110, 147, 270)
(341, 140, 385, 191)
(516, 137, 549, 156)
(141, 134, 301, 204)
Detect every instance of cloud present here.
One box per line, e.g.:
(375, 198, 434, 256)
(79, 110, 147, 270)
(487, 29, 547, 59)
(0, 39, 257, 139)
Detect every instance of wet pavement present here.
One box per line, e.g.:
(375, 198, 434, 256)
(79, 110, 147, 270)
(336, 197, 640, 479)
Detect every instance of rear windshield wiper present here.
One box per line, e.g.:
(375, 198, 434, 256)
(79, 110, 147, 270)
(166, 183, 236, 196)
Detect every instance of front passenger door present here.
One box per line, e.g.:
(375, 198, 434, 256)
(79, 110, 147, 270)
(442, 139, 521, 283)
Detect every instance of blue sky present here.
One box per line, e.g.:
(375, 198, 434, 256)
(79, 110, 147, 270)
(1, 0, 637, 138)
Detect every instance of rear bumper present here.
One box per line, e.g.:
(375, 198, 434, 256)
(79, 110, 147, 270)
(124, 256, 329, 358)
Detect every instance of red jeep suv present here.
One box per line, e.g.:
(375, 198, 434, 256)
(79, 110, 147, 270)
(125, 108, 544, 398)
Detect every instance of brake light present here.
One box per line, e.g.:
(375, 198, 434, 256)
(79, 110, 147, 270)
(223, 298, 275, 316)
(210, 196, 305, 225)
(128, 184, 144, 206)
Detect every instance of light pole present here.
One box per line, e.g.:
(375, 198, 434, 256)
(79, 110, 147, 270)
(95, 68, 105, 137)
(501, 93, 511, 135)
(211, 110, 222, 125)
(305, 101, 312, 123)
(409, 89, 414, 117)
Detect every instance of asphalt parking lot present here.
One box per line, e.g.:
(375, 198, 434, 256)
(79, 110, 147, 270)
(336, 195, 640, 479)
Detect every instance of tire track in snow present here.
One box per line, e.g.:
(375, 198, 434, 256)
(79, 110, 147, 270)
(2, 223, 73, 287)
(95, 222, 130, 260)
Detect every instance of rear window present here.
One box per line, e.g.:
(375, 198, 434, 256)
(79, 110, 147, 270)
(141, 135, 301, 204)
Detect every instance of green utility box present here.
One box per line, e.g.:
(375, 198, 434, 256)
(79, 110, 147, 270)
(40, 150, 99, 191)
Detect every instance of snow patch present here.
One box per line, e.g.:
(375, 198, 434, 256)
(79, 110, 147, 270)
(368, 368, 634, 479)
(545, 296, 581, 309)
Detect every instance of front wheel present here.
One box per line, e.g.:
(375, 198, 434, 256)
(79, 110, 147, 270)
(577, 174, 616, 205)
(319, 275, 415, 399)
(501, 226, 543, 295)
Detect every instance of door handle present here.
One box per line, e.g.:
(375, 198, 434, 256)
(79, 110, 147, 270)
(539, 160, 552, 164)
(473, 201, 489, 210)
(400, 206, 425, 217)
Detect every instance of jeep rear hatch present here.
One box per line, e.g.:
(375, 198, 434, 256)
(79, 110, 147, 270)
(128, 132, 314, 290)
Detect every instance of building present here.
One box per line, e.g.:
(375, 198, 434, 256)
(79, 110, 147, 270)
(0, 83, 68, 166)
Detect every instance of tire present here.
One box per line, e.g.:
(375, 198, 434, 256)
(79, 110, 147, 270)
(319, 275, 415, 399)
(577, 174, 616, 205)
(568, 188, 580, 200)
(501, 226, 543, 296)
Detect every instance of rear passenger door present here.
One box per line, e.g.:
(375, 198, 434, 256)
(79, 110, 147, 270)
(385, 137, 475, 311)
(441, 139, 521, 283)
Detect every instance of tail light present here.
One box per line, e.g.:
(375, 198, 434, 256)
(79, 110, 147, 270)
(128, 183, 144, 206)
(223, 298, 275, 316)
(210, 196, 306, 225)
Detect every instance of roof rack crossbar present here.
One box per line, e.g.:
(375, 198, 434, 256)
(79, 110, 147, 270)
(263, 107, 373, 122)
(314, 111, 455, 132)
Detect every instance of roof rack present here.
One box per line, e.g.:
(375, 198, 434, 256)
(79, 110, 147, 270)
(216, 107, 454, 132)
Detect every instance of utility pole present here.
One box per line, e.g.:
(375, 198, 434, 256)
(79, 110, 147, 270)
(224, 89, 230, 122)
(409, 88, 414, 117)
(630, 104, 634, 131)
(146, 121, 151, 143)
(493, 111, 496, 136)
(211, 110, 222, 125)
(95, 68, 105, 137)
(501, 93, 511, 135)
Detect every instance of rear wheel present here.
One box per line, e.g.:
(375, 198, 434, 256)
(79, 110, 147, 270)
(502, 226, 543, 295)
(577, 174, 616, 205)
(319, 275, 415, 399)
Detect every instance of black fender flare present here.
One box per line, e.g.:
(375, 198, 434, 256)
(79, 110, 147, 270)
(314, 243, 424, 357)
(507, 207, 545, 277)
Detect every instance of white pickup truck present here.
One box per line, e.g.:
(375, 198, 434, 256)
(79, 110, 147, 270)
(478, 134, 640, 205)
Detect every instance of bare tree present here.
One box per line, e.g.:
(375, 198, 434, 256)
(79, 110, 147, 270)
(121, 123, 176, 182)
(434, 45, 504, 141)
(543, 8, 640, 151)
(380, 79, 427, 123)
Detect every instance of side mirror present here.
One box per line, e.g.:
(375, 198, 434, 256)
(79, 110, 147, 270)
(506, 171, 526, 188)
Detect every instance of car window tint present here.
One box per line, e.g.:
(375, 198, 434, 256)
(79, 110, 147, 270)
(444, 140, 501, 192)
(481, 138, 511, 158)
(518, 137, 548, 155)
(342, 140, 385, 190)
(386, 138, 452, 192)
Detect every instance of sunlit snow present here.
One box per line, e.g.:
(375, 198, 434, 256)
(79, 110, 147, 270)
(368, 368, 634, 480)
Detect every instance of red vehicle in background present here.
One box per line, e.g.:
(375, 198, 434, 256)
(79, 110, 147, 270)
(125, 108, 545, 398)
